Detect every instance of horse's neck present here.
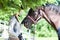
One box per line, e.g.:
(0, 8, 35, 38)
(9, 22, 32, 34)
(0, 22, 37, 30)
(44, 8, 60, 30)
(48, 14, 60, 29)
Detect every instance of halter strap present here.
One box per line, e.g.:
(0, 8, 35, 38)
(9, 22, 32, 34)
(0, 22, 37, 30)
(27, 10, 42, 24)
(36, 10, 42, 21)
(28, 16, 37, 24)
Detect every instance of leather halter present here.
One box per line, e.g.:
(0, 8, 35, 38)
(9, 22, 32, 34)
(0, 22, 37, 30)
(27, 9, 42, 24)
(27, 15, 36, 23)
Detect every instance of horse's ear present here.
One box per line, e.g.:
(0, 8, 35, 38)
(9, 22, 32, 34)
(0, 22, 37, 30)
(28, 8, 34, 16)
(29, 8, 34, 12)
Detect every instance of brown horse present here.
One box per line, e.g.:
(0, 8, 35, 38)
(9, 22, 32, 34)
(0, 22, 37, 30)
(21, 4, 60, 40)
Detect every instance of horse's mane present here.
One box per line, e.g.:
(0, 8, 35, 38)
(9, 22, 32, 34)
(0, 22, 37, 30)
(36, 3, 60, 14)
(45, 4, 60, 14)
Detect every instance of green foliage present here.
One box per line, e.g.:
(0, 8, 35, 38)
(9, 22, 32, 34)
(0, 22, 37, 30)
(35, 19, 57, 37)
(29, 19, 57, 37)
(0, 0, 59, 37)
(0, 0, 58, 21)
(21, 0, 57, 8)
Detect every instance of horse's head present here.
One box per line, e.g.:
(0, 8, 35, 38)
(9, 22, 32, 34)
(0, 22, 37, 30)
(21, 8, 40, 29)
(21, 4, 54, 29)
(21, 7, 44, 29)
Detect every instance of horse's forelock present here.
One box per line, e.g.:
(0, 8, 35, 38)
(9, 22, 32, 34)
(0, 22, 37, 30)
(45, 4, 60, 14)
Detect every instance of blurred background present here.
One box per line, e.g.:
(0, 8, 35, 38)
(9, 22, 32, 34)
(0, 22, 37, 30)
(0, 0, 60, 40)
